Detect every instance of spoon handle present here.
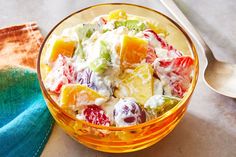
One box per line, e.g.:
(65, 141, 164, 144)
(160, 0, 215, 61)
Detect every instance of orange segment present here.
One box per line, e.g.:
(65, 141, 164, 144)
(120, 35, 148, 68)
(60, 84, 104, 109)
(114, 63, 154, 105)
(48, 37, 76, 62)
(108, 9, 127, 21)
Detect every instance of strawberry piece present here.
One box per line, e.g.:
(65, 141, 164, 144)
(97, 17, 107, 27)
(153, 56, 194, 98)
(45, 55, 76, 93)
(46, 56, 99, 94)
(144, 29, 168, 48)
(53, 81, 64, 93)
(143, 29, 183, 59)
(100, 17, 107, 24)
(145, 46, 157, 64)
(83, 105, 110, 126)
(166, 45, 183, 58)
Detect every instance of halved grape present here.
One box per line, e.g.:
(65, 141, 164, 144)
(144, 95, 180, 118)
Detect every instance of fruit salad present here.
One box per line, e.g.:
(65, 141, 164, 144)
(42, 10, 194, 127)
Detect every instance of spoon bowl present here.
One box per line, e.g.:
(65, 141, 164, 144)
(204, 61, 236, 98)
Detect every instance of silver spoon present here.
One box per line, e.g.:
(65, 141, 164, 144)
(161, 0, 236, 98)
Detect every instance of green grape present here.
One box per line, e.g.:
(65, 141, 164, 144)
(145, 95, 180, 118)
(73, 41, 85, 59)
(89, 41, 111, 74)
(100, 40, 111, 62)
(89, 58, 108, 74)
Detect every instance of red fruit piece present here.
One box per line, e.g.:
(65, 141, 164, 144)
(145, 46, 157, 64)
(166, 45, 183, 58)
(100, 17, 107, 24)
(83, 105, 110, 126)
(45, 56, 101, 94)
(113, 99, 146, 127)
(153, 56, 194, 98)
(98, 17, 107, 26)
(53, 81, 64, 94)
(144, 29, 167, 48)
(143, 29, 183, 59)
(45, 55, 76, 93)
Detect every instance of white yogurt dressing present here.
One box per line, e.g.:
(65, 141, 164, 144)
(144, 95, 165, 109)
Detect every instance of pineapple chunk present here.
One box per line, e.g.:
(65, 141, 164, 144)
(114, 64, 154, 105)
(120, 35, 148, 68)
(47, 37, 76, 62)
(60, 84, 104, 109)
(147, 21, 169, 37)
(108, 9, 127, 21)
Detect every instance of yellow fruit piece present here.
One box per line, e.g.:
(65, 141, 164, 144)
(60, 84, 103, 109)
(108, 9, 127, 20)
(120, 35, 148, 68)
(114, 64, 154, 105)
(147, 21, 169, 37)
(48, 37, 76, 62)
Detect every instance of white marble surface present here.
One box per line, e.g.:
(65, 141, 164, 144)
(1, 0, 236, 156)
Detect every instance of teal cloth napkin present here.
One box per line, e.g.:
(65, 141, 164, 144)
(0, 67, 54, 157)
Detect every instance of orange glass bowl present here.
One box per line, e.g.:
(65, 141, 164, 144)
(37, 3, 199, 153)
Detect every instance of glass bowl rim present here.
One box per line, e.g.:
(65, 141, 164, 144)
(37, 2, 199, 131)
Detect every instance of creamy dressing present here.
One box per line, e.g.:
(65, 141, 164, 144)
(144, 95, 164, 109)
(153, 79, 164, 95)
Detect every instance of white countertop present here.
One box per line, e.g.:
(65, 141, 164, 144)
(1, 0, 236, 156)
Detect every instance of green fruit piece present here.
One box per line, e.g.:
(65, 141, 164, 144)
(89, 58, 108, 74)
(114, 21, 125, 28)
(74, 41, 85, 60)
(85, 29, 93, 38)
(144, 95, 180, 118)
(88, 41, 111, 74)
(114, 20, 147, 32)
(125, 20, 146, 31)
(74, 24, 96, 40)
(100, 40, 111, 62)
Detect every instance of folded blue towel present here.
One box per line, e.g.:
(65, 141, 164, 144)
(0, 67, 54, 157)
